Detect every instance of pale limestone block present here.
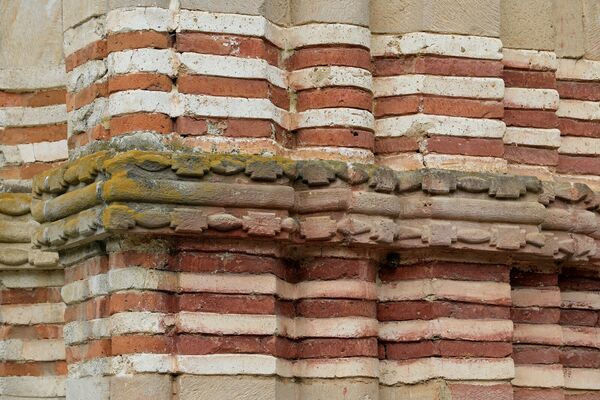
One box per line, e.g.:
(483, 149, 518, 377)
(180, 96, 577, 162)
(557, 58, 600, 81)
(0, 65, 66, 91)
(298, 378, 378, 400)
(109, 0, 171, 9)
(293, 358, 379, 378)
(563, 326, 600, 349)
(429, 149, 511, 176)
(372, 32, 503, 59)
(16, 143, 36, 163)
(557, 99, 600, 121)
(0, 303, 65, 325)
(380, 357, 514, 385)
(583, 0, 600, 60)
(109, 90, 176, 117)
(107, 49, 179, 77)
(32, 140, 68, 162)
(287, 24, 371, 48)
(501, 0, 555, 50)
(63, 0, 107, 30)
(110, 312, 168, 335)
(292, 108, 374, 130)
(559, 137, 600, 155)
(176, 375, 287, 400)
(182, 94, 287, 126)
(63, 17, 106, 56)
(375, 114, 506, 139)
(0, 145, 24, 166)
(564, 368, 600, 390)
(422, 0, 501, 37)
(513, 323, 563, 346)
(370, 0, 500, 36)
(512, 287, 562, 307)
(110, 375, 172, 400)
(0, 270, 64, 288)
(562, 290, 600, 310)
(0, 105, 67, 127)
(554, 0, 585, 58)
(106, 7, 176, 33)
(292, 146, 375, 163)
(289, 66, 372, 91)
(179, 53, 287, 88)
(503, 48, 558, 71)
(380, 381, 445, 400)
(176, 354, 280, 376)
(291, 0, 369, 26)
(379, 318, 513, 342)
(512, 364, 565, 388)
(376, 153, 425, 171)
(374, 75, 504, 99)
(180, 0, 290, 25)
(0, 376, 66, 397)
(64, 318, 110, 345)
(503, 127, 561, 148)
(108, 267, 177, 292)
(504, 88, 560, 110)
(379, 279, 511, 304)
(66, 377, 110, 400)
(68, 98, 108, 136)
(0, 0, 63, 69)
(67, 60, 108, 92)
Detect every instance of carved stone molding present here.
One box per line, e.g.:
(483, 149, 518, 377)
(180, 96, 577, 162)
(30, 150, 600, 265)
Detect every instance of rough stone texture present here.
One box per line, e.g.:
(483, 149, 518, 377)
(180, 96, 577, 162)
(180, 0, 290, 25)
(371, 0, 501, 36)
(583, 0, 600, 60)
(291, 0, 370, 26)
(555, 0, 585, 58)
(110, 375, 172, 400)
(501, 0, 555, 50)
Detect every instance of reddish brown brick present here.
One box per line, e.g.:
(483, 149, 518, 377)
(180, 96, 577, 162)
(504, 145, 559, 166)
(0, 88, 66, 108)
(112, 335, 174, 355)
(559, 118, 600, 138)
(176, 32, 280, 66)
(425, 136, 505, 157)
(0, 287, 62, 305)
(503, 69, 557, 89)
(109, 73, 172, 94)
(107, 30, 172, 53)
(511, 270, 558, 287)
(560, 309, 599, 326)
(0, 124, 67, 145)
(557, 80, 600, 101)
(558, 154, 600, 175)
(298, 258, 376, 281)
(296, 127, 374, 149)
(504, 109, 559, 128)
(175, 116, 283, 138)
(374, 136, 420, 154)
(379, 261, 510, 282)
(178, 293, 277, 315)
(511, 308, 560, 324)
(67, 82, 108, 111)
(296, 87, 372, 111)
(513, 345, 560, 364)
(110, 112, 173, 136)
(378, 301, 510, 321)
(65, 40, 108, 71)
(287, 46, 371, 71)
(295, 299, 376, 318)
(374, 56, 503, 77)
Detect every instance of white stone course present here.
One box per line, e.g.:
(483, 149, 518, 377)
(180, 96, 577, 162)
(0, 303, 65, 325)
(292, 108, 374, 130)
(504, 87, 560, 110)
(502, 48, 558, 71)
(512, 364, 564, 388)
(289, 66, 372, 91)
(564, 368, 600, 390)
(108, 49, 179, 77)
(64, 17, 106, 56)
(559, 136, 600, 155)
(372, 33, 502, 60)
(0, 105, 67, 127)
(557, 58, 600, 81)
(287, 24, 371, 48)
(379, 318, 513, 342)
(557, 99, 600, 121)
(374, 75, 504, 99)
(106, 7, 176, 33)
(375, 114, 506, 138)
(503, 127, 561, 148)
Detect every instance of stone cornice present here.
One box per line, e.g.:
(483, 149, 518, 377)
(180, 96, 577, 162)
(30, 150, 600, 265)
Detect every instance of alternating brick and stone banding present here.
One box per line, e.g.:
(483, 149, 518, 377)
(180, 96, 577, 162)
(5, 0, 600, 399)
(502, 49, 561, 169)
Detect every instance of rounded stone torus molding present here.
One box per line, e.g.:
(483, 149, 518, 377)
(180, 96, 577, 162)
(28, 149, 600, 267)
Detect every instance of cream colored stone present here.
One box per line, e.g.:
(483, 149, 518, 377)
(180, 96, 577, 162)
(562, 291, 600, 310)
(379, 380, 445, 400)
(512, 287, 562, 307)
(559, 137, 600, 155)
(176, 375, 292, 400)
(376, 153, 424, 171)
(379, 279, 511, 305)
(63, 17, 106, 56)
(503, 48, 558, 71)
(563, 326, 600, 349)
(106, 7, 176, 33)
(564, 367, 600, 390)
(557, 58, 600, 81)
(0, 105, 67, 127)
(109, 0, 171, 9)
(0, 303, 65, 325)
(554, 0, 585, 58)
(374, 75, 504, 99)
(512, 364, 564, 388)
(66, 377, 110, 400)
(179, 53, 286, 88)
(501, 0, 555, 50)
(291, 0, 369, 26)
(375, 114, 506, 138)
(380, 358, 514, 385)
(287, 23, 371, 48)
(0, 376, 65, 397)
(292, 108, 374, 130)
(110, 375, 172, 400)
(289, 66, 372, 91)
(0, 338, 64, 361)
(370, 0, 501, 37)
(0, 270, 64, 288)
(63, 0, 107, 30)
(33, 140, 68, 162)
(109, 90, 177, 117)
(503, 127, 561, 148)
(180, 0, 290, 25)
(108, 49, 179, 77)
(67, 60, 108, 92)
(504, 88, 559, 110)
(513, 324, 563, 346)
(379, 318, 513, 342)
(425, 154, 508, 174)
(372, 32, 502, 59)
(583, 0, 600, 60)
(557, 99, 600, 121)
(298, 378, 379, 400)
